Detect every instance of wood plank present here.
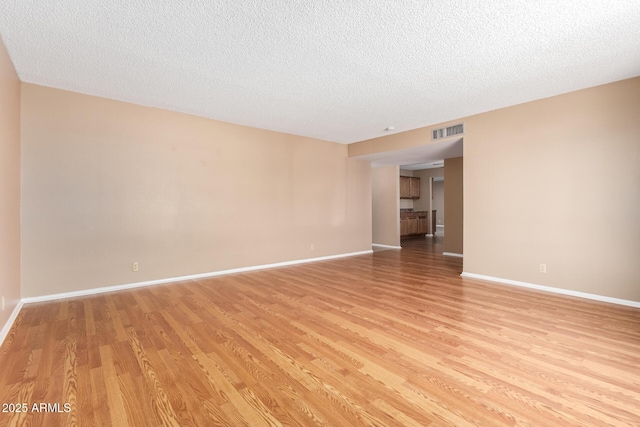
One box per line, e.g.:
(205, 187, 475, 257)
(0, 237, 639, 425)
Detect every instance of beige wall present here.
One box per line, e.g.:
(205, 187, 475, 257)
(0, 39, 21, 328)
(444, 157, 463, 254)
(349, 77, 640, 303)
(372, 165, 400, 247)
(399, 199, 414, 210)
(412, 168, 443, 210)
(465, 78, 640, 301)
(20, 84, 372, 297)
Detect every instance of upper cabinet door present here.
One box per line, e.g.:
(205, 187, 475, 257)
(400, 176, 411, 198)
(400, 176, 420, 199)
(410, 177, 420, 199)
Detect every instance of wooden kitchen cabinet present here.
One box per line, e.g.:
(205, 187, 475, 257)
(418, 217, 428, 234)
(410, 177, 420, 198)
(400, 176, 411, 198)
(400, 212, 428, 237)
(407, 217, 418, 235)
(401, 218, 419, 236)
(400, 176, 420, 199)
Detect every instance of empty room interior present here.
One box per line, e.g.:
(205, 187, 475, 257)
(1, 2, 640, 426)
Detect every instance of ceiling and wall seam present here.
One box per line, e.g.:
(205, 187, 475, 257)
(0, 1, 639, 143)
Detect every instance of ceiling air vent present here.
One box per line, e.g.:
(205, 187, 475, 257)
(432, 123, 464, 140)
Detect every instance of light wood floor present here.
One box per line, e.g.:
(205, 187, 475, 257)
(2, 236, 640, 426)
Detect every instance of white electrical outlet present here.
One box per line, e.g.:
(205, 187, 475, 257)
(539, 263, 547, 273)
(310, 244, 315, 251)
(132, 262, 139, 272)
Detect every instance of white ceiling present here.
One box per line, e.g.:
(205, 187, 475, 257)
(1, 1, 639, 144)
(401, 161, 445, 171)
(356, 138, 462, 168)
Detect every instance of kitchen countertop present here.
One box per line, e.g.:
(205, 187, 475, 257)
(400, 210, 428, 219)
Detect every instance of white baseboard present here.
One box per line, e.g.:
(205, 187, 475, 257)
(372, 244, 402, 250)
(460, 272, 640, 308)
(21, 250, 373, 305)
(0, 300, 24, 348)
(443, 252, 463, 258)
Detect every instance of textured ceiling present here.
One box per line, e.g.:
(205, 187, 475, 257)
(1, 1, 639, 144)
